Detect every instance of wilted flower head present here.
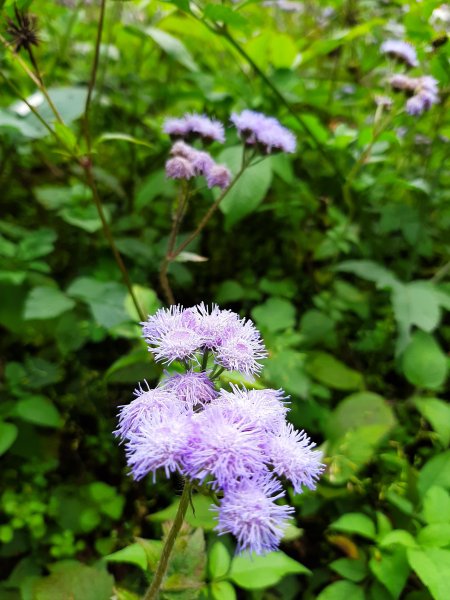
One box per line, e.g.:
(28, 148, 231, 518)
(215, 476, 294, 554)
(162, 370, 217, 407)
(266, 422, 325, 493)
(381, 40, 418, 67)
(206, 164, 232, 189)
(6, 7, 40, 53)
(230, 110, 297, 154)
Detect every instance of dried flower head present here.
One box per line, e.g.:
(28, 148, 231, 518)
(6, 7, 40, 53)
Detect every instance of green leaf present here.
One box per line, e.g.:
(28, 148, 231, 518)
(14, 396, 62, 428)
(229, 551, 310, 590)
(0, 422, 18, 456)
(217, 147, 273, 227)
(418, 450, 450, 496)
(326, 392, 396, 440)
(392, 281, 441, 334)
(264, 349, 310, 398)
(105, 543, 148, 571)
(252, 297, 296, 332)
(33, 562, 113, 600)
(306, 352, 363, 390)
(401, 331, 448, 390)
(209, 542, 231, 579)
(17, 228, 57, 261)
(124, 285, 160, 322)
(149, 494, 216, 530)
(329, 513, 376, 540)
(300, 310, 336, 347)
(407, 548, 450, 600)
(59, 204, 103, 233)
(24, 286, 75, 320)
(379, 530, 417, 549)
(134, 169, 176, 210)
(316, 580, 365, 600)
(369, 547, 410, 599)
(336, 260, 399, 289)
(68, 277, 129, 329)
(418, 524, 450, 548)
(329, 557, 368, 582)
(422, 486, 450, 525)
(204, 4, 247, 27)
(414, 397, 450, 446)
(210, 581, 236, 600)
(96, 132, 153, 149)
(145, 27, 198, 71)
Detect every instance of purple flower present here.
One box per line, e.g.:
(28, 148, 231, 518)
(214, 318, 268, 377)
(126, 408, 192, 481)
(192, 303, 240, 350)
(230, 110, 297, 154)
(206, 164, 232, 189)
(213, 386, 289, 432)
(170, 140, 197, 160)
(163, 117, 190, 139)
(163, 114, 225, 143)
(266, 423, 325, 493)
(182, 405, 267, 490)
(165, 156, 194, 180)
(381, 40, 418, 67)
(215, 476, 294, 554)
(389, 74, 417, 93)
(191, 150, 215, 176)
(115, 386, 182, 439)
(162, 370, 217, 407)
(142, 306, 202, 364)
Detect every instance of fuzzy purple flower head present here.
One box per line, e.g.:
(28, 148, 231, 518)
(116, 303, 324, 555)
(163, 113, 225, 144)
(230, 110, 297, 154)
(381, 39, 418, 67)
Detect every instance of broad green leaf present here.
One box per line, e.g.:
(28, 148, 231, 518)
(149, 494, 216, 530)
(326, 392, 396, 440)
(0, 422, 18, 456)
(379, 530, 417, 549)
(145, 27, 198, 71)
(392, 281, 441, 338)
(217, 147, 272, 228)
(414, 397, 450, 446)
(96, 132, 153, 149)
(105, 543, 148, 571)
(210, 581, 236, 600)
(204, 4, 247, 27)
(336, 260, 399, 288)
(422, 486, 450, 524)
(67, 277, 129, 329)
(14, 396, 61, 428)
(208, 542, 231, 579)
(329, 513, 376, 540)
(418, 450, 450, 496)
(264, 349, 310, 398)
(33, 562, 113, 600)
(252, 297, 296, 332)
(106, 348, 156, 383)
(24, 286, 75, 320)
(329, 557, 367, 582)
(300, 310, 336, 347)
(401, 332, 448, 390)
(229, 551, 310, 590)
(59, 204, 103, 233)
(134, 169, 176, 210)
(306, 352, 363, 390)
(407, 548, 450, 600)
(316, 580, 365, 600)
(418, 524, 450, 548)
(17, 229, 57, 261)
(369, 547, 410, 599)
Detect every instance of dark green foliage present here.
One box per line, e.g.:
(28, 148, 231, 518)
(1, 0, 450, 598)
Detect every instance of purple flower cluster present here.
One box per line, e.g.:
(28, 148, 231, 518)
(389, 74, 439, 116)
(116, 304, 324, 555)
(165, 141, 231, 189)
(230, 110, 297, 154)
(163, 113, 225, 144)
(381, 40, 418, 67)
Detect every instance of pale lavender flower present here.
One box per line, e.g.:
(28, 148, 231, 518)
(185, 114, 225, 143)
(405, 77, 439, 115)
(162, 370, 217, 407)
(142, 306, 202, 364)
(115, 386, 182, 439)
(164, 117, 189, 139)
(206, 164, 232, 189)
(165, 156, 194, 180)
(182, 406, 267, 489)
(375, 95, 393, 109)
(191, 150, 215, 176)
(230, 110, 296, 154)
(192, 303, 240, 350)
(389, 74, 417, 93)
(126, 408, 192, 481)
(170, 140, 197, 160)
(418, 75, 439, 98)
(266, 422, 325, 493)
(214, 318, 268, 377)
(215, 476, 294, 554)
(381, 40, 418, 67)
(213, 386, 289, 433)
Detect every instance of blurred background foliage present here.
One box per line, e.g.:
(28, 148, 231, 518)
(1, 0, 450, 598)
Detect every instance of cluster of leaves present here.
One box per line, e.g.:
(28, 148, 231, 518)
(1, 0, 449, 599)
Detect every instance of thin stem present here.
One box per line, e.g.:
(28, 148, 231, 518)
(0, 34, 64, 124)
(431, 259, 450, 284)
(83, 0, 107, 152)
(143, 482, 192, 600)
(211, 366, 225, 381)
(171, 163, 247, 260)
(83, 162, 145, 321)
(201, 350, 209, 371)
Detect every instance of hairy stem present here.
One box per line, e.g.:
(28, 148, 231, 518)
(143, 482, 192, 600)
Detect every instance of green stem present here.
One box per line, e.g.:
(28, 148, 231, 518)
(211, 366, 225, 380)
(143, 482, 192, 600)
(201, 349, 209, 371)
